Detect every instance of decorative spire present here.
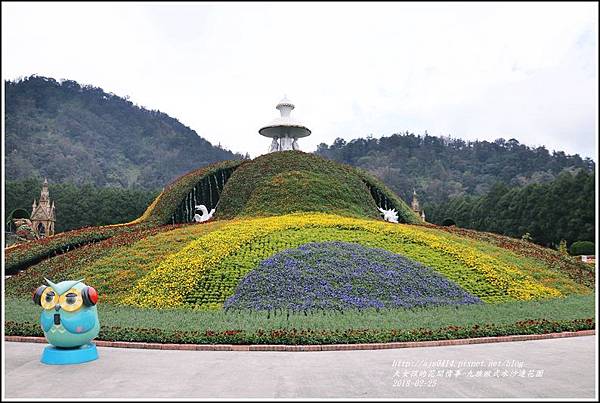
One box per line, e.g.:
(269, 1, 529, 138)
(276, 96, 295, 117)
(411, 189, 420, 212)
(40, 178, 50, 202)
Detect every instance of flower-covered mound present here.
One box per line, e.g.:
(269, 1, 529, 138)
(120, 213, 591, 309)
(215, 151, 420, 223)
(224, 242, 482, 311)
(5, 152, 421, 275)
(7, 213, 592, 311)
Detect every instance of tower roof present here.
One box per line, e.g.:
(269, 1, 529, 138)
(276, 96, 295, 110)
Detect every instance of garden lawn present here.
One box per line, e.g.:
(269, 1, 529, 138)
(5, 294, 594, 345)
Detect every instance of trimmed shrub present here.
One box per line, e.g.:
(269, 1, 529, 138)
(442, 218, 456, 227)
(4, 318, 595, 345)
(570, 241, 595, 256)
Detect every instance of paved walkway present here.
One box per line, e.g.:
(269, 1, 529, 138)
(3, 336, 597, 399)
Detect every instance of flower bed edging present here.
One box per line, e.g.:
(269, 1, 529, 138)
(6, 330, 595, 352)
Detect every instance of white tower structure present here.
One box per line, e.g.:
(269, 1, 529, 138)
(259, 96, 311, 152)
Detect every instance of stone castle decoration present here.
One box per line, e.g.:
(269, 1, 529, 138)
(31, 178, 56, 238)
(259, 97, 311, 152)
(411, 189, 426, 222)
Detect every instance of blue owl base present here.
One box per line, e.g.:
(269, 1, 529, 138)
(41, 343, 98, 365)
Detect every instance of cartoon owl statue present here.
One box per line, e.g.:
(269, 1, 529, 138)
(32, 278, 100, 364)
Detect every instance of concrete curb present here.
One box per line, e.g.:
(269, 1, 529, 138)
(5, 330, 595, 352)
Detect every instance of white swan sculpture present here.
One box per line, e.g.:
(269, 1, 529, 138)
(378, 207, 399, 223)
(194, 205, 215, 223)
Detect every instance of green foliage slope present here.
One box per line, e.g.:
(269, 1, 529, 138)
(215, 151, 420, 223)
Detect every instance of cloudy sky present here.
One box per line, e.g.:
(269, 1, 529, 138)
(2, 2, 598, 159)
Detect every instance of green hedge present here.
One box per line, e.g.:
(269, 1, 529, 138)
(5, 318, 594, 345)
(570, 241, 595, 256)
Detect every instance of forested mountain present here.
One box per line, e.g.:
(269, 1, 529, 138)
(5, 76, 243, 189)
(316, 133, 595, 248)
(426, 170, 595, 247)
(5, 76, 595, 244)
(316, 133, 595, 205)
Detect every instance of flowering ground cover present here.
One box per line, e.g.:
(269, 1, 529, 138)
(4, 221, 226, 304)
(4, 224, 140, 275)
(122, 213, 588, 309)
(4, 160, 243, 277)
(224, 242, 482, 311)
(10, 213, 588, 311)
(72, 221, 226, 303)
(4, 225, 168, 297)
(434, 224, 595, 288)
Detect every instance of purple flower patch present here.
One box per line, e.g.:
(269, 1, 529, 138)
(224, 241, 482, 311)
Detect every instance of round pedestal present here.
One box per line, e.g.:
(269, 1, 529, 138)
(41, 343, 99, 365)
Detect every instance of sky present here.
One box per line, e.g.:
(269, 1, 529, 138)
(2, 2, 598, 159)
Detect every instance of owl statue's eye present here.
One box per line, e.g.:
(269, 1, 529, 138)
(65, 293, 78, 305)
(59, 289, 84, 312)
(40, 288, 58, 310)
(45, 291, 55, 303)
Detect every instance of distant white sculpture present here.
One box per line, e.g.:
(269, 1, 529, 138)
(269, 138, 280, 153)
(279, 136, 295, 151)
(378, 207, 399, 223)
(194, 205, 215, 223)
(259, 96, 311, 152)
